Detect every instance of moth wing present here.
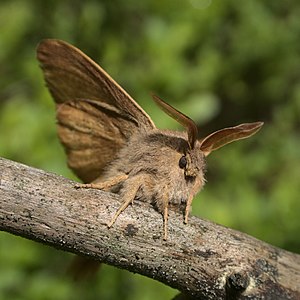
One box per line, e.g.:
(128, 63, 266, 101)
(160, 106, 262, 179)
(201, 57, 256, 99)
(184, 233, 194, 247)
(37, 39, 155, 182)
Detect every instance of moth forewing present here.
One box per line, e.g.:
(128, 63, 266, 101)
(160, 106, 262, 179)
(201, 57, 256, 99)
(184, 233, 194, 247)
(37, 39, 155, 183)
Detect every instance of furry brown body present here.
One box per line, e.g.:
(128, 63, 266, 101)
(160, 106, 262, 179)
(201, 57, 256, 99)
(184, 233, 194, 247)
(103, 129, 205, 214)
(37, 39, 263, 240)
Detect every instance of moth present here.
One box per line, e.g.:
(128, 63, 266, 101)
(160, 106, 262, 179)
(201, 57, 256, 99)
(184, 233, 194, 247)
(37, 39, 263, 240)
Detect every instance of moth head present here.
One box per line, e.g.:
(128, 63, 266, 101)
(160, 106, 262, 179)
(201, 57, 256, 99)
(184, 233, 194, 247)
(152, 94, 263, 176)
(178, 147, 205, 178)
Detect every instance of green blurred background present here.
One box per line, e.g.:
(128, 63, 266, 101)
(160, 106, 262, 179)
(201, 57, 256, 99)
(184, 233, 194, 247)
(1, 0, 299, 299)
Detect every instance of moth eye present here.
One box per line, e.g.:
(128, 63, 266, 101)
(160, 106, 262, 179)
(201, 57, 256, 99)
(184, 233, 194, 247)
(179, 155, 187, 169)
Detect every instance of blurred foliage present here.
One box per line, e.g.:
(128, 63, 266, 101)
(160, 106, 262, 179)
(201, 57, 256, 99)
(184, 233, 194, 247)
(0, 0, 300, 299)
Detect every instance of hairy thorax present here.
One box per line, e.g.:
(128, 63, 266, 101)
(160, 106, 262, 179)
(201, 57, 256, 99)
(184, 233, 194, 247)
(103, 129, 206, 213)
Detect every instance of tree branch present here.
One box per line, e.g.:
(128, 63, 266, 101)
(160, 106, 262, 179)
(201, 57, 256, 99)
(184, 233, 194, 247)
(0, 157, 299, 299)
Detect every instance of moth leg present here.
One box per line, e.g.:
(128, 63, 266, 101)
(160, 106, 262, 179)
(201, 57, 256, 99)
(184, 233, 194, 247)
(184, 193, 193, 224)
(184, 177, 203, 224)
(163, 205, 169, 241)
(75, 174, 128, 191)
(107, 175, 144, 228)
(159, 188, 169, 240)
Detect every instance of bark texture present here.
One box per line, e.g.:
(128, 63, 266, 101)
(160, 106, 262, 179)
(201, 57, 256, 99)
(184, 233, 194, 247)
(0, 157, 299, 299)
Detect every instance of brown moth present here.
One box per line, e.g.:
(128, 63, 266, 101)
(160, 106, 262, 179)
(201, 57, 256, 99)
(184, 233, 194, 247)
(37, 39, 263, 240)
